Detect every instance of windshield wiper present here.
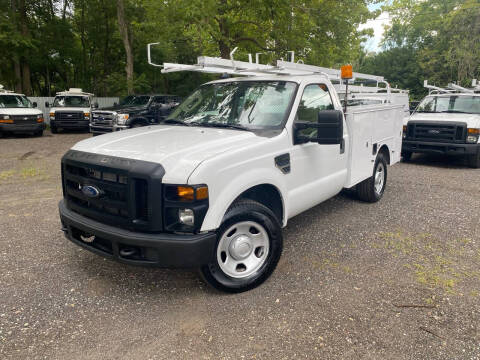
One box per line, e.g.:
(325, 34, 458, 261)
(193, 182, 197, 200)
(440, 110, 469, 114)
(197, 123, 251, 131)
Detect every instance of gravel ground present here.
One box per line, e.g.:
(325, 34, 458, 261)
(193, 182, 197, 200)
(0, 131, 479, 360)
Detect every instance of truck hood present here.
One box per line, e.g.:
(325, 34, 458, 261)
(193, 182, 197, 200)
(96, 105, 147, 113)
(51, 107, 90, 113)
(0, 108, 42, 116)
(406, 112, 480, 128)
(71, 125, 263, 183)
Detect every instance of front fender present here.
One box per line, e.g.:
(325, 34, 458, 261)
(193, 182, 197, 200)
(198, 168, 288, 232)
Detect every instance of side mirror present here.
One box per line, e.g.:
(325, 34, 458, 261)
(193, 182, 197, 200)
(114, 102, 118, 106)
(45, 101, 50, 108)
(32, 102, 37, 108)
(294, 110, 343, 145)
(93, 102, 99, 109)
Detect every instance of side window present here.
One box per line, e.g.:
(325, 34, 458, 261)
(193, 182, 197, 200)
(296, 84, 334, 123)
(153, 96, 165, 105)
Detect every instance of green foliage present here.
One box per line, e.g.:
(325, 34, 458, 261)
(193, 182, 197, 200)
(359, 0, 480, 100)
(0, 0, 376, 96)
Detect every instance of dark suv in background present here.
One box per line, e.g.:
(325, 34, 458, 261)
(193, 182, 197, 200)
(90, 94, 181, 135)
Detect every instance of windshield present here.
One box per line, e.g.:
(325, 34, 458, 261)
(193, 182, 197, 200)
(53, 95, 90, 107)
(119, 95, 151, 106)
(0, 95, 33, 108)
(166, 81, 297, 129)
(416, 95, 480, 114)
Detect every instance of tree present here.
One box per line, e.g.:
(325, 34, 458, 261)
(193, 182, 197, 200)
(116, 0, 134, 94)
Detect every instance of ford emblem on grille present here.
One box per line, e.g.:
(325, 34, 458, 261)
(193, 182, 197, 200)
(428, 129, 440, 135)
(81, 185, 101, 198)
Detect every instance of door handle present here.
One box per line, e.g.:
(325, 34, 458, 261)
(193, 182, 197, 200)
(340, 138, 345, 154)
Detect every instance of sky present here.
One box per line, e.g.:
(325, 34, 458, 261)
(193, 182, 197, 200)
(359, 2, 391, 52)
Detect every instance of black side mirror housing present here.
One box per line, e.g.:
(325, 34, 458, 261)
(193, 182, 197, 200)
(32, 102, 37, 108)
(93, 102, 99, 109)
(114, 102, 118, 106)
(317, 110, 343, 144)
(45, 101, 49, 108)
(294, 110, 343, 145)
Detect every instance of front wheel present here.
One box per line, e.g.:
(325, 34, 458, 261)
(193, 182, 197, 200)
(200, 200, 283, 293)
(357, 152, 388, 203)
(467, 150, 480, 169)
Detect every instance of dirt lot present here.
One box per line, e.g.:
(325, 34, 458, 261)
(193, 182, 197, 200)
(0, 131, 479, 359)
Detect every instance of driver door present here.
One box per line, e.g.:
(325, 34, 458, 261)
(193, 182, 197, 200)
(287, 83, 348, 217)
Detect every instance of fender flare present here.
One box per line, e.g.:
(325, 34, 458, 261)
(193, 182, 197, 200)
(199, 169, 288, 231)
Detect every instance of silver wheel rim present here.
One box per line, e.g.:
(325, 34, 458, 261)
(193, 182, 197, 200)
(374, 162, 385, 195)
(217, 221, 270, 278)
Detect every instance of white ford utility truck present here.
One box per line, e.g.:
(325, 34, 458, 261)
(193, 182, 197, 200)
(59, 53, 404, 292)
(0, 85, 45, 137)
(46, 88, 96, 133)
(402, 80, 480, 168)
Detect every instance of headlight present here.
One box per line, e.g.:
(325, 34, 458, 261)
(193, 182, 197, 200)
(403, 125, 407, 139)
(467, 128, 479, 143)
(84, 112, 90, 119)
(37, 114, 44, 123)
(0, 115, 13, 123)
(116, 113, 129, 125)
(178, 209, 195, 226)
(49, 112, 55, 119)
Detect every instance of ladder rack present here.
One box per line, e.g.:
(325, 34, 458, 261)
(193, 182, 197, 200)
(424, 80, 480, 94)
(148, 44, 400, 94)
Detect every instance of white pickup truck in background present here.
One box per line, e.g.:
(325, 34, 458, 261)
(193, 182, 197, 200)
(58, 53, 404, 292)
(402, 80, 480, 168)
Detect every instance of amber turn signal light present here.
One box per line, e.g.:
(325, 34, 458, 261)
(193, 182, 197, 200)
(177, 186, 195, 201)
(467, 128, 479, 135)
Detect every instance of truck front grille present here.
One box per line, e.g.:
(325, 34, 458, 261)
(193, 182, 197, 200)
(12, 115, 38, 124)
(407, 121, 467, 143)
(92, 111, 116, 125)
(56, 111, 84, 122)
(62, 151, 165, 232)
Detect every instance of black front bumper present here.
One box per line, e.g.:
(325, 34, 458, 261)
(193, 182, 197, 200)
(402, 140, 479, 156)
(0, 122, 45, 133)
(59, 200, 217, 267)
(51, 120, 89, 129)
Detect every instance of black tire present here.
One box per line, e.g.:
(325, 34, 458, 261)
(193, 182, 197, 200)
(130, 122, 144, 128)
(200, 200, 283, 293)
(467, 150, 480, 169)
(33, 130, 43, 137)
(357, 152, 388, 203)
(50, 126, 58, 134)
(402, 151, 412, 162)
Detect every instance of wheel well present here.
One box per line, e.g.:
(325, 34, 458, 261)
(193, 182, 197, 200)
(379, 145, 391, 165)
(234, 184, 284, 224)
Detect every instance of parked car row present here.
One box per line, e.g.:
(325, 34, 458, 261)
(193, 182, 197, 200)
(0, 86, 181, 137)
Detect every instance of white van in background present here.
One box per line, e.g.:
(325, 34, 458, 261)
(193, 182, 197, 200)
(46, 88, 97, 133)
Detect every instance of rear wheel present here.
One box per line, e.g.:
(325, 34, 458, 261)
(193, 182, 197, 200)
(201, 200, 283, 293)
(357, 152, 388, 203)
(467, 150, 480, 169)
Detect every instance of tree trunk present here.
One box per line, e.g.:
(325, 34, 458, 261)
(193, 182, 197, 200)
(117, 0, 134, 94)
(13, 57, 22, 93)
(18, 0, 32, 95)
